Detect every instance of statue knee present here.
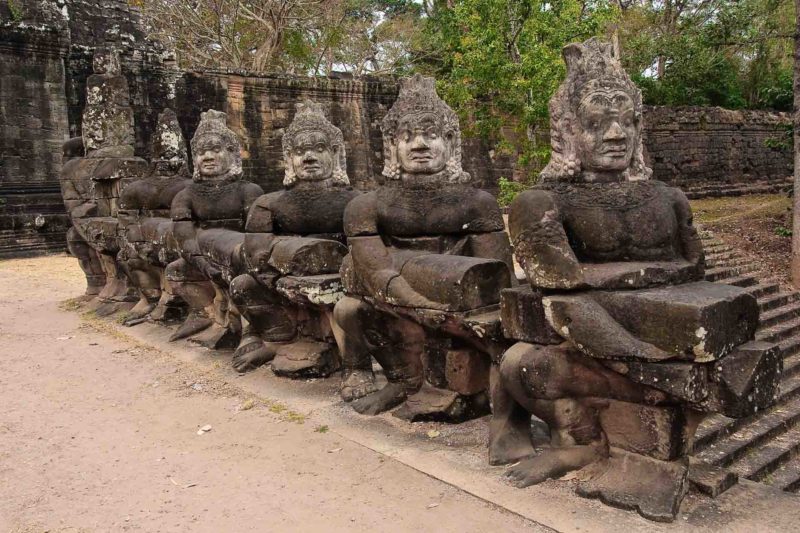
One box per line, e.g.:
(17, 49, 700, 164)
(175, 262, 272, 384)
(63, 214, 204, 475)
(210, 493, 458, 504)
(501, 342, 568, 401)
(229, 274, 257, 305)
(332, 296, 367, 332)
(165, 258, 187, 282)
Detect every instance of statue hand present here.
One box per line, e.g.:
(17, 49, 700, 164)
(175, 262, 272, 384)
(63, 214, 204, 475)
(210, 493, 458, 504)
(386, 276, 448, 311)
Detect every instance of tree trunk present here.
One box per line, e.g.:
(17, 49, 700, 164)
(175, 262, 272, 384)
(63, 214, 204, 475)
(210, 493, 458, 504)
(792, 0, 800, 285)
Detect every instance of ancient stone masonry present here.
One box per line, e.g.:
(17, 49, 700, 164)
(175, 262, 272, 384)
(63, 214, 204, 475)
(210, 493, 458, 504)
(491, 38, 782, 522)
(642, 106, 793, 196)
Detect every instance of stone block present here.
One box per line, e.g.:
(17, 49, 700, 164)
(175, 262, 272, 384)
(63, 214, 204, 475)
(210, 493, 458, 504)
(500, 285, 562, 345)
(592, 281, 759, 361)
(599, 400, 702, 460)
(271, 340, 340, 378)
(268, 237, 347, 276)
(275, 274, 344, 307)
(445, 349, 490, 395)
(711, 340, 782, 418)
(576, 450, 689, 523)
(605, 360, 709, 404)
(399, 254, 511, 312)
(687, 460, 738, 498)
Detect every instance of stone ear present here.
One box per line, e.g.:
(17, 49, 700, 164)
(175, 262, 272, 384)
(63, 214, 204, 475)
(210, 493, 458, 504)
(562, 43, 583, 68)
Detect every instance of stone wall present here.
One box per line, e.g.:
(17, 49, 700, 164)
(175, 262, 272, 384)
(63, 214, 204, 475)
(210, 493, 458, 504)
(0, 6, 72, 257)
(642, 106, 793, 192)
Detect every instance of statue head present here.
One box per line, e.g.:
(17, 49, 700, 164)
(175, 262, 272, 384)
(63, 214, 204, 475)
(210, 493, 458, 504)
(282, 101, 349, 188)
(151, 108, 188, 175)
(381, 74, 468, 185)
(189, 110, 243, 183)
(92, 46, 121, 76)
(541, 38, 651, 183)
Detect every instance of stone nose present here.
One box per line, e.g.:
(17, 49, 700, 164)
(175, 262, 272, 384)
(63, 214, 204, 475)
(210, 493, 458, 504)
(302, 150, 319, 162)
(604, 121, 626, 141)
(409, 133, 430, 150)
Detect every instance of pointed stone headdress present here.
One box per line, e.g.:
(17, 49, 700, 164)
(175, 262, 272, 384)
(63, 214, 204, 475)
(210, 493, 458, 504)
(381, 74, 469, 183)
(190, 109, 243, 180)
(282, 101, 349, 187)
(152, 109, 188, 164)
(541, 37, 651, 182)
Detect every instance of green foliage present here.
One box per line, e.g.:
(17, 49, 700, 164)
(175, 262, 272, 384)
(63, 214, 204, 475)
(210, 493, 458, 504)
(416, 1, 615, 173)
(6, 0, 23, 21)
(497, 177, 529, 207)
(764, 123, 793, 150)
(774, 226, 792, 238)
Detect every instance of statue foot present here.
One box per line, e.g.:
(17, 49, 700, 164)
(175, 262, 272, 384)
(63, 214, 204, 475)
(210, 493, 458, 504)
(123, 298, 157, 326)
(232, 337, 277, 373)
(351, 382, 407, 415)
(340, 369, 378, 402)
(169, 313, 212, 342)
(503, 441, 606, 488)
(489, 428, 537, 466)
(189, 323, 239, 350)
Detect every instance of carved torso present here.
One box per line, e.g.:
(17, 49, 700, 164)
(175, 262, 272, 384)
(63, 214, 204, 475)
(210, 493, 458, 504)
(265, 187, 361, 236)
(172, 181, 264, 230)
(539, 180, 682, 262)
(120, 175, 191, 215)
(375, 183, 505, 237)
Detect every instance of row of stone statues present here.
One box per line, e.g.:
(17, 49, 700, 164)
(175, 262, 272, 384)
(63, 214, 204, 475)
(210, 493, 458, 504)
(60, 39, 782, 522)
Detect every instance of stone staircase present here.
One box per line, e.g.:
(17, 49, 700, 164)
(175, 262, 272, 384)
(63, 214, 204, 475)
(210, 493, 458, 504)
(692, 232, 800, 492)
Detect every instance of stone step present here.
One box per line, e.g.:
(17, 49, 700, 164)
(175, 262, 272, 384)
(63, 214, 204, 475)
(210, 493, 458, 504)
(693, 373, 800, 453)
(706, 256, 754, 269)
(727, 424, 800, 482)
(705, 264, 758, 282)
(782, 350, 800, 379)
(746, 282, 782, 300)
(693, 394, 800, 468)
(760, 301, 800, 329)
(759, 291, 800, 313)
(721, 274, 760, 288)
(764, 452, 800, 492)
(703, 244, 734, 255)
(756, 316, 800, 344)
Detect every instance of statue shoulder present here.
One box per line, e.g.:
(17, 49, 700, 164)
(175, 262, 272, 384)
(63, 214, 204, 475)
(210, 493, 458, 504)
(343, 191, 378, 236)
(464, 188, 505, 232)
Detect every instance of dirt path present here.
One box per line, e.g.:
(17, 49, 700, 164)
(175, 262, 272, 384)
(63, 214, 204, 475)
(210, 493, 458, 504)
(0, 255, 541, 533)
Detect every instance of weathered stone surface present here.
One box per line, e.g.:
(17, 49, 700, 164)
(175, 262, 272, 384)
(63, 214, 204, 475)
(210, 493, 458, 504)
(445, 349, 490, 396)
(591, 281, 759, 362)
(710, 340, 783, 418)
(576, 450, 690, 522)
(392, 384, 490, 423)
(333, 75, 513, 418)
(275, 274, 345, 308)
(599, 401, 702, 460)
(500, 285, 566, 345)
(271, 340, 340, 378)
(687, 459, 739, 498)
(267, 237, 348, 276)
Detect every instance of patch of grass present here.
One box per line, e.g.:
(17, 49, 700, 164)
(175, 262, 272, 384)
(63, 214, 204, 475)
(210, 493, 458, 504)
(690, 194, 791, 226)
(314, 425, 329, 433)
(775, 226, 792, 238)
(59, 297, 84, 311)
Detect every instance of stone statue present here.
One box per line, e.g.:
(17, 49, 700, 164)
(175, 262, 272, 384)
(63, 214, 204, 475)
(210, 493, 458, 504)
(333, 74, 514, 420)
(491, 38, 781, 521)
(117, 109, 191, 324)
(228, 101, 358, 376)
(166, 109, 264, 348)
(59, 45, 148, 313)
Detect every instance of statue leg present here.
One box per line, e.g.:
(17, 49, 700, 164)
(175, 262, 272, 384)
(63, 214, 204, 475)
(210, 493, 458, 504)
(117, 248, 162, 324)
(494, 342, 663, 487)
(187, 281, 240, 349)
(165, 258, 216, 341)
(229, 273, 297, 373)
(332, 296, 425, 415)
(66, 226, 105, 296)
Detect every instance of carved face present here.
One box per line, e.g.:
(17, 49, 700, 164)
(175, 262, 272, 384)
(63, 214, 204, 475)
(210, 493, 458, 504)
(193, 134, 235, 181)
(290, 131, 335, 181)
(396, 114, 449, 175)
(575, 90, 637, 174)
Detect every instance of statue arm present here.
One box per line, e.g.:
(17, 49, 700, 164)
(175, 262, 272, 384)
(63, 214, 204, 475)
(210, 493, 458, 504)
(509, 189, 584, 289)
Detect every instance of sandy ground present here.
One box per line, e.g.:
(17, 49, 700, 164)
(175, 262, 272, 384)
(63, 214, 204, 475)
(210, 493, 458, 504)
(0, 255, 541, 533)
(4, 255, 800, 533)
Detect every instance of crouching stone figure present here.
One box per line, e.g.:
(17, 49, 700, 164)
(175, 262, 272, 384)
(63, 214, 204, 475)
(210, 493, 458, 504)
(117, 109, 191, 324)
(333, 75, 515, 421)
(228, 101, 359, 376)
(490, 38, 782, 522)
(166, 110, 264, 348)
